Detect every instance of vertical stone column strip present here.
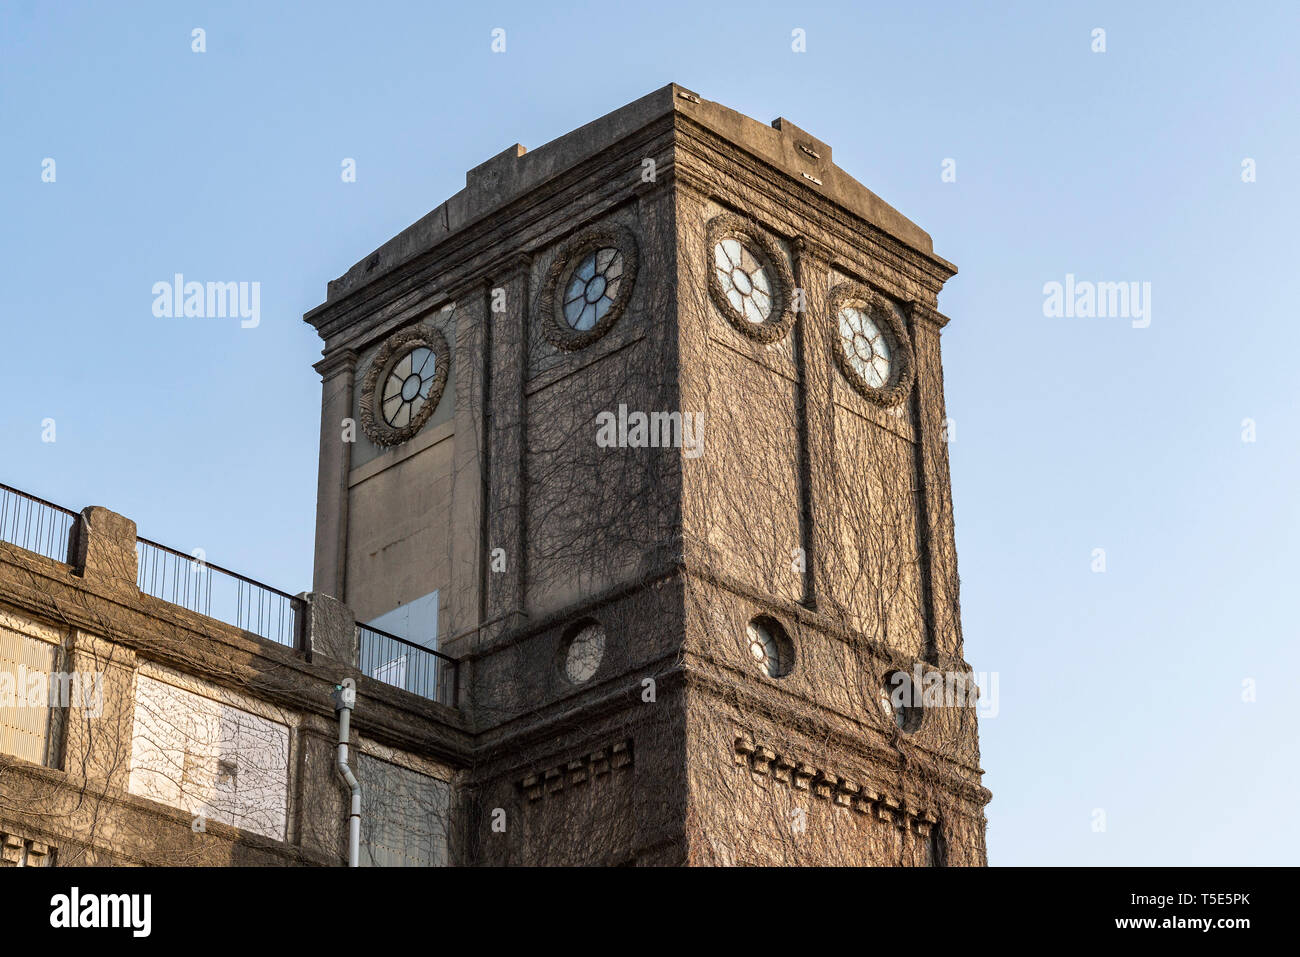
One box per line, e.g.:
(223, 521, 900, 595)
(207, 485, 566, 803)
(672, 184, 713, 580)
(444, 288, 487, 661)
(62, 629, 137, 791)
(636, 173, 681, 569)
(311, 349, 358, 599)
(482, 256, 532, 646)
(61, 506, 140, 788)
(291, 716, 348, 863)
(791, 238, 835, 610)
(906, 303, 961, 663)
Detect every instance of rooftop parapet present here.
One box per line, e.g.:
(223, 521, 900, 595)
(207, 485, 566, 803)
(312, 83, 943, 314)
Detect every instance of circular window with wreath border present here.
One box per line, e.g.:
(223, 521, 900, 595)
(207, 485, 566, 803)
(360, 323, 451, 447)
(705, 213, 795, 344)
(828, 281, 914, 407)
(537, 223, 640, 351)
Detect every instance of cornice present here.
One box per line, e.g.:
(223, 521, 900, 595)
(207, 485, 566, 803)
(518, 739, 633, 802)
(907, 300, 953, 330)
(791, 234, 836, 269)
(304, 118, 677, 347)
(312, 347, 358, 378)
(304, 103, 958, 351)
(494, 250, 534, 285)
(733, 733, 943, 831)
(680, 657, 988, 800)
(672, 115, 956, 287)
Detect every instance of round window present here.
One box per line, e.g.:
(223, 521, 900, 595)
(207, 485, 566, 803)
(562, 247, 625, 331)
(828, 282, 913, 406)
(539, 224, 639, 351)
(563, 621, 606, 684)
(746, 616, 793, 678)
(360, 323, 451, 447)
(714, 238, 774, 325)
(380, 346, 438, 428)
(837, 305, 892, 389)
(705, 214, 795, 343)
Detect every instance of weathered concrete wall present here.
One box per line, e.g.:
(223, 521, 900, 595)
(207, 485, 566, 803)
(666, 101, 987, 863)
(345, 421, 457, 625)
(0, 507, 468, 867)
(523, 198, 680, 619)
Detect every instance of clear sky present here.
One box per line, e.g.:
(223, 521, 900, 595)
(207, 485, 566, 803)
(3, 1, 1297, 865)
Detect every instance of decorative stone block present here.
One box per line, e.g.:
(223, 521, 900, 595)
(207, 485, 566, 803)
(1, 835, 24, 866)
(610, 741, 632, 770)
(813, 770, 836, 799)
(544, 768, 563, 793)
(522, 774, 542, 801)
(772, 755, 795, 784)
(793, 763, 816, 790)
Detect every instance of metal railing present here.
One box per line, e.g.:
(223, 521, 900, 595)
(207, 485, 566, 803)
(2, 481, 462, 706)
(357, 623, 457, 706)
(136, 537, 304, 649)
(0, 482, 77, 564)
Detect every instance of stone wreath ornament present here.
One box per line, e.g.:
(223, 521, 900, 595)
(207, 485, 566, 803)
(827, 282, 914, 407)
(537, 223, 640, 351)
(705, 212, 796, 344)
(360, 323, 451, 447)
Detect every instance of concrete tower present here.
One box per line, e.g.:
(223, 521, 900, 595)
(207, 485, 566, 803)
(305, 84, 989, 865)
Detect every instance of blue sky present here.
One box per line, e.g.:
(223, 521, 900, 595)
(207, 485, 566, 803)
(3, 1, 1297, 865)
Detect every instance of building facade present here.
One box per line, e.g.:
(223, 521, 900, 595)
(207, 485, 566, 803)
(0, 498, 465, 866)
(0, 85, 988, 866)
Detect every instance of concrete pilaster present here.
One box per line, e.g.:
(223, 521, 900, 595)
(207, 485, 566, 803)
(312, 350, 358, 599)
